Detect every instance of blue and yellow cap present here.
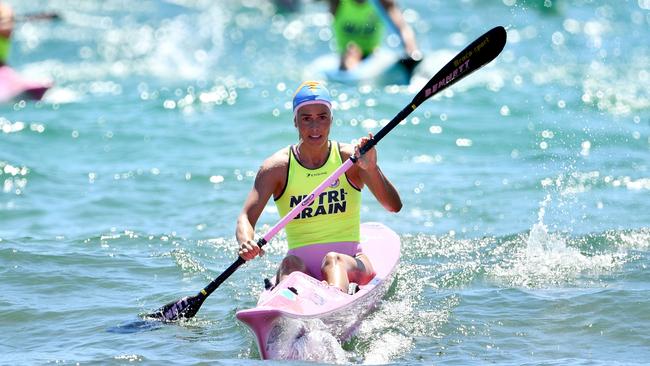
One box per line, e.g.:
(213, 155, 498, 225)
(292, 81, 332, 113)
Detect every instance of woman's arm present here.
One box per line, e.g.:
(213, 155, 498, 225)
(236, 152, 287, 260)
(354, 134, 403, 212)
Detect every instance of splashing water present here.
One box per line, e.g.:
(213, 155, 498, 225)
(264, 318, 348, 363)
(361, 331, 413, 365)
(525, 194, 567, 256)
(491, 195, 624, 288)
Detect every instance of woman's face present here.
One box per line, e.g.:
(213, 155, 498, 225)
(294, 103, 332, 147)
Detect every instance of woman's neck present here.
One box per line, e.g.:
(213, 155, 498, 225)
(295, 140, 330, 169)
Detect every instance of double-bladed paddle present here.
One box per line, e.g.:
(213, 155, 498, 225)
(147, 26, 507, 322)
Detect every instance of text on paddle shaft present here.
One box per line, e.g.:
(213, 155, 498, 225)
(424, 34, 493, 98)
(454, 34, 491, 68)
(290, 189, 348, 219)
(424, 59, 470, 98)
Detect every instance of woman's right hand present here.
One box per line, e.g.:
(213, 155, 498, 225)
(239, 239, 264, 261)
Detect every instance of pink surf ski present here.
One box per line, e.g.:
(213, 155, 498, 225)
(0, 65, 51, 102)
(236, 222, 401, 360)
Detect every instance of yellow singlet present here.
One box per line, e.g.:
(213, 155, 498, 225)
(274, 141, 361, 249)
(333, 0, 384, 57)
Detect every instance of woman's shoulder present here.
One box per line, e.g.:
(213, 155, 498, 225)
(260, 146, 291, 172)
(336, 140, 354, 160)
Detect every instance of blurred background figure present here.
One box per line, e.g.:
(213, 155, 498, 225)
(0, 0, 14, 66)
(0, 1, 55, 102)
(327, 0, 420, 71)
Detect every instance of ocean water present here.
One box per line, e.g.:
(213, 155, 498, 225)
(1, 0, 649, 364)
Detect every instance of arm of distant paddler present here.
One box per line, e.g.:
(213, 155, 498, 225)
(0, 3, 14, 38)
(379, 0, 420, 59)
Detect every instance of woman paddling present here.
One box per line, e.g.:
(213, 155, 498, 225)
(236, 81, 402, 293)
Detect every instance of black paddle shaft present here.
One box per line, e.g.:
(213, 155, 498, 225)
(148, 257, 247, 321)
(148, 26, 507, 322)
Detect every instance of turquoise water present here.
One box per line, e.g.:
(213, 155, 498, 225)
(1, 0, 649, 364)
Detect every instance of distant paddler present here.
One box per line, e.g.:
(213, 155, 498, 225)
(0, 1, 14, 67)
(0, 2, 60, 66)
(0, 2, 58, 102)
(326, 0, 421, 73)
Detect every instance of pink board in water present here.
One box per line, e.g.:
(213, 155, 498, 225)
(236, 222, 401, 360)
(0, 65, 51, 102)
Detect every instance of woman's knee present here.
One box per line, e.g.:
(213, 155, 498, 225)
(355, 256, 375, 282)
(321, 251, 342, 268)
(277, 255, 306, 279)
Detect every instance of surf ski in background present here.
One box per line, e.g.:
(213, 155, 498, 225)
(0, 65, 51, 102)
(305, 47, 420, 85)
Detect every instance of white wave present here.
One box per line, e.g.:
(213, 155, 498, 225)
(490, 195, 626, 287)
(265, 318, 348, 363)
